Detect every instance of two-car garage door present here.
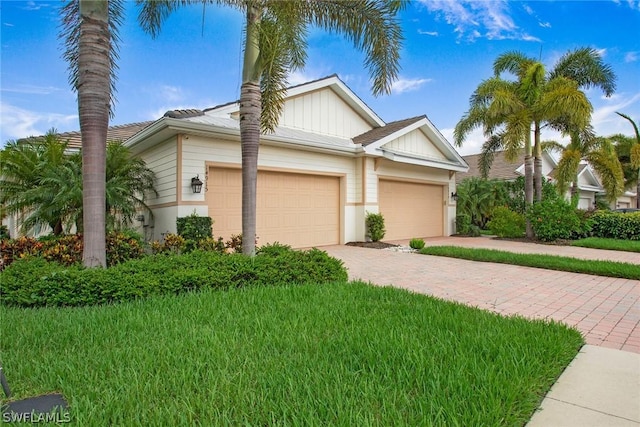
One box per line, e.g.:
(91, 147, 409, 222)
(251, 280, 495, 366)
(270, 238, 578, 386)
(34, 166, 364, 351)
(378, 180, 443, 240)
(207, 168, 340, 248)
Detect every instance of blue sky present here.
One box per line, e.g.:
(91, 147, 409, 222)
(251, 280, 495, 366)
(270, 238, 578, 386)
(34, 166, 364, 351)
(1, 0, 639, 155)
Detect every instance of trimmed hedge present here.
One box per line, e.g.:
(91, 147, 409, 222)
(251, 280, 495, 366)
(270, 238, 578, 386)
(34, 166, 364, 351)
(590, 211, 640, 240)
(0, 245, 348, 308)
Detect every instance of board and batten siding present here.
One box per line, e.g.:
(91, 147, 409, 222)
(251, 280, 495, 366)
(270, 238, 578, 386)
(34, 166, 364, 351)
(280, 89, 373, 139)
(384, 131, 448, 160)
(139, 138, 178, 206)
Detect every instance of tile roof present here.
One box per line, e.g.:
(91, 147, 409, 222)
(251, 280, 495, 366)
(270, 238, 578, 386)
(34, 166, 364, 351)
(353, 116, 424, 146)
(457, 151, 523, 183)
(42, 121, 155, 150)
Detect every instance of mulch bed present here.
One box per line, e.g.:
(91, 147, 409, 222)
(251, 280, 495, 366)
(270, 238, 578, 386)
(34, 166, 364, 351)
(345, 241, 399, 249)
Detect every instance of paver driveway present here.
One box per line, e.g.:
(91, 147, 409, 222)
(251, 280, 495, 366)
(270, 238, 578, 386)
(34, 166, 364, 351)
(323, 239, 640, 354)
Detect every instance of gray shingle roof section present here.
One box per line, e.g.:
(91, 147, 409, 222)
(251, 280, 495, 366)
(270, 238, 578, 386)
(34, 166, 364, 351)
(353, 116, 425, 146)
(163, 109, 204, 119)
(31, 121, 155, 150)
(457, 151, 523, 183)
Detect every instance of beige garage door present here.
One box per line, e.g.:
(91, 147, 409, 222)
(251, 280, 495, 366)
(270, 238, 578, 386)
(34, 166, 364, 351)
(207, 168, 340, 248)
(378, 180, 443, 240)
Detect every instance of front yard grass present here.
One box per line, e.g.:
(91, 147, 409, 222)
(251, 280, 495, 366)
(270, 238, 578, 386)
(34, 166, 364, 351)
(571, 237, 640, 253)
(420, 246, 640, 280)
(1, 282, 582, 426)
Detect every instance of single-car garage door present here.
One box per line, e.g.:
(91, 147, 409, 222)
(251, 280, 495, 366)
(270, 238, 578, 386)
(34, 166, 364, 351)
(378, 180, 443, 240)
(207, 168, 340, 248)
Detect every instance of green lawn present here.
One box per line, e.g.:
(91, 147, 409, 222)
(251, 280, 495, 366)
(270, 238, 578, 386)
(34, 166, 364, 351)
(419, 246, 640, 279)
(1, 282, 582, 426)
(571, 237, 640, 253)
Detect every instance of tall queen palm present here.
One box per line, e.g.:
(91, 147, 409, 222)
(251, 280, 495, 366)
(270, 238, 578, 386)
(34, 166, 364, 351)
(138, 0, 404, 256)
(62, 0, 124, 267)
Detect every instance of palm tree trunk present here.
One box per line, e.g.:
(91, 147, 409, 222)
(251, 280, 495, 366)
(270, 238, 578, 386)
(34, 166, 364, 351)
(524, 131, 534, 238)
(240, 4, 261, 257)
(534, 122, 543, 202)
(78, 0, 109, 268)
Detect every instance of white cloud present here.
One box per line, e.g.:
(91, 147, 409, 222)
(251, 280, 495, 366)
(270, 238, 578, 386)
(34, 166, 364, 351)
(440, 126, 484, 156)
(417, 0, 540, 42)
(157, 85, 186, 104)
(591, 92, 640, 136)
(1, 84, 62, 95)
(391, 77, 432, 95)
(625, 51, 638, 63)
(418, 29, 439, 36)
(0, 102, 77, 144)
(286, 70, 325, 87)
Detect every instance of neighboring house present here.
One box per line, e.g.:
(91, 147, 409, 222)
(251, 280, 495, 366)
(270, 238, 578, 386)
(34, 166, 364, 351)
(4, 75, 469, 247)
(457, 150, 606, 210)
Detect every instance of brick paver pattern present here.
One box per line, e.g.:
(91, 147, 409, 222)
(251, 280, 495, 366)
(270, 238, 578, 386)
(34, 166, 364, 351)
(323, 237, 640, 354)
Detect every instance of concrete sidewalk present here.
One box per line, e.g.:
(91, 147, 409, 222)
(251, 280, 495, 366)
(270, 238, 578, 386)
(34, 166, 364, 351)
(323, 239, 640, 426)
(527, 346, 640, 427)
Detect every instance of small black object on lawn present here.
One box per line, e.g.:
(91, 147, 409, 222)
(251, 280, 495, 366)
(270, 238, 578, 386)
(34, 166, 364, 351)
(1, 363, 68, 419)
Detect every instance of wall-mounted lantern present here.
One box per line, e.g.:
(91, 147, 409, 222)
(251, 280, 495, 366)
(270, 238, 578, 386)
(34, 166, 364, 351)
(451, 192, 458, 202)
(191, 175, 203, 194)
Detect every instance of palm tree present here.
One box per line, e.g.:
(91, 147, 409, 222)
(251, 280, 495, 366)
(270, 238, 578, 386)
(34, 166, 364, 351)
(544, 128, 624, 204)
(61, 0, 124, 267)
(104, 141, 157, 229)
(137, 0, 403, 256)
(455, 48, 615, 236)
(0, 131, 82, 236)
(454, 60, 592, 237)
(613, 112, 640, 208)
(1, 134, 157, 237)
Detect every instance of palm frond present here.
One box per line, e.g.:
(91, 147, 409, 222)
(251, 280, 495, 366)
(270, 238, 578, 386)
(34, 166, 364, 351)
(550, 47, 616, 96)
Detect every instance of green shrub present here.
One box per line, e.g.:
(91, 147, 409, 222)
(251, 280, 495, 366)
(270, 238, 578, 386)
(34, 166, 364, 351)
(409, 238, 425, 250)
(486, 207, 525, 238)
(468, 224, 482, 237)
(527, 198, 581, 242)
(455, 213, 471, 235)
(176, 213, 214, 252)
(176, 213, 213, 241)
(0, 232, 144, 270)
(0, 247, 348, 308)
(590, 211, 640, 240)
(366, 212, 386, 242)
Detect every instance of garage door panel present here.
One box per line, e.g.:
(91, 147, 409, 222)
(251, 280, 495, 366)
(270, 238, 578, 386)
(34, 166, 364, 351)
(379, 180, 443, 240)
(208, 168, 339, 248)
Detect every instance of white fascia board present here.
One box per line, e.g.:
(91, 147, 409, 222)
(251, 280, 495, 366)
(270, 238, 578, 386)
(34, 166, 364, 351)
(125, 117, 360, 157)
(578, 166, 602, 187)
(380, 150, 469, 172)
(578, 184, 604, 192)
(125, 118, 240, 153)
(364, 117, 468, 169)
(261, 133, 361, 156)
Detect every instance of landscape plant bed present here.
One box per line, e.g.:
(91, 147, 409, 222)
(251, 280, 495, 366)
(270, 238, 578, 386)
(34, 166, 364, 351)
(420, 246, 640, 279)
(346, 241, 399, 249)
(0, 282, 583, 426)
